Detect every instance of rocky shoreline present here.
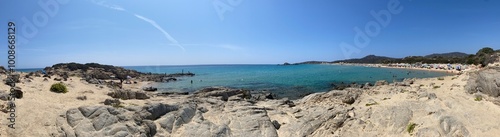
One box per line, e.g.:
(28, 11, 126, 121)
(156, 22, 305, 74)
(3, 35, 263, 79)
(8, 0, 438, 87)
(1, 63, 500, 136)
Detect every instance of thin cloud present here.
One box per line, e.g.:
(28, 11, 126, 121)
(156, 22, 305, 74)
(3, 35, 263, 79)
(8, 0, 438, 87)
(89, 0, 185, 51)
(91, 0, 125, 11)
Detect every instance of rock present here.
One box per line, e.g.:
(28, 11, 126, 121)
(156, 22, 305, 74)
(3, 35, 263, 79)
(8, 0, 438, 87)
(363, 82, 372, 89)
(252, 92, 277, 101)
(403, 78, 415, 85)
(103, 99, 120, 106)
(370, 106, 413, 133)
(0, 66, 6, 74)
(43, 78, 49, 82)
(76, 96, 87, 100)
(56, 105, 167, 137)
(438, 116, 470, 136)
(395, 82, 409, 87)
(157, 92, 189, 96)
(272, 120, 281, 130)
(86, 78, 100, 84)
(282, 99, 296, 107)
(164, 77, 177, 82)
(4, 74, 20, 86)
(107, 89, 150, 100)
(12, 87, 23, 99)
(193, 87, 247, 101)
(418, 91, 437, 100)
(375, 80, 389, 86)
(342, 96, 356, 104)
(465, 67, 500, 97)
(145, 103, 178, 120)
(143, 86, 158, 92)
(331, 83, 348, 90)
(0, 90, 9, 101)
(54, 78, 62, 81)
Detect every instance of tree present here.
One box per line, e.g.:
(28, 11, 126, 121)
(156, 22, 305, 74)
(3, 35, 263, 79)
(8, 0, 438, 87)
(477, 47, 494, 55)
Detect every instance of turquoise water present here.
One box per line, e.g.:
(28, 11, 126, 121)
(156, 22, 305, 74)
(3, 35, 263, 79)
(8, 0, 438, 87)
(125, 64, 451, 99)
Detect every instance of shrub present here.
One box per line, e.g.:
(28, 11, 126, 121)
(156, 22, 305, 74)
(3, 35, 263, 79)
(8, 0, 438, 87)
(437, 77, 445, 80)
(433, 86, 441, 89)
(474, 96, 482, 101)
(50, 82, 68, 93)
(407, 123, 417, 134)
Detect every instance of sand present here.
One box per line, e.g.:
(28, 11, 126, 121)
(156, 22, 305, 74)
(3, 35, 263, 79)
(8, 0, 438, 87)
(0, 75, 153, 137)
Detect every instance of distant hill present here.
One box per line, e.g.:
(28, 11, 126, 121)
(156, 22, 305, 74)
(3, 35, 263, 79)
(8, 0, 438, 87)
(332, 55, 398, 64)
(424, 52, 471, 58)
(294, 61, 330, 65)
(329, 48, 498, 65)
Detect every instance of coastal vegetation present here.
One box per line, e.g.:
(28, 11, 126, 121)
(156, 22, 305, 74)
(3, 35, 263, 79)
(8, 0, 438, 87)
(313, 47, 500, 67)
(407, 123, 417, 134)
(50, 82, 68, 93)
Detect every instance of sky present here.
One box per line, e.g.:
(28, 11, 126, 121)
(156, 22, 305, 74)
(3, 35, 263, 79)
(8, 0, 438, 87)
(1, 0, 499, 68)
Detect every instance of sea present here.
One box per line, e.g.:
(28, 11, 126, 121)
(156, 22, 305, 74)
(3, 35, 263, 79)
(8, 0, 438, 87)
(19, 64, 451, 99)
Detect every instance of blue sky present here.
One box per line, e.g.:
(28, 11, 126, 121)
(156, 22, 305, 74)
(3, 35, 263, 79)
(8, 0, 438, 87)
(1, 0, 499, 68)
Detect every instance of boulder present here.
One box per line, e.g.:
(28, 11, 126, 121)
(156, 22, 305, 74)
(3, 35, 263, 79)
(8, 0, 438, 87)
(465, 67, 500, 97)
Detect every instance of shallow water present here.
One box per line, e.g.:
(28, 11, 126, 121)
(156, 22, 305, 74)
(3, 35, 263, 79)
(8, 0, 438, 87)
(125, 64, 451, 99)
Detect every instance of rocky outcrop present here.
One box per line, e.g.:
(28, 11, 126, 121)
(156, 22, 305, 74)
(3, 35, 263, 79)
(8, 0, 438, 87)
(107, 89, 150, 100)
(466, 67, 500, 97)
(54, 97, 278, 137)
(54, 105, 161, 137)
(192, 87, 249, 101)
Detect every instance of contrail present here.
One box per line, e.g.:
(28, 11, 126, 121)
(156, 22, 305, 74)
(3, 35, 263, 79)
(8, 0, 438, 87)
(134, 14, 185, 51)
(89, 0, 185, 51)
